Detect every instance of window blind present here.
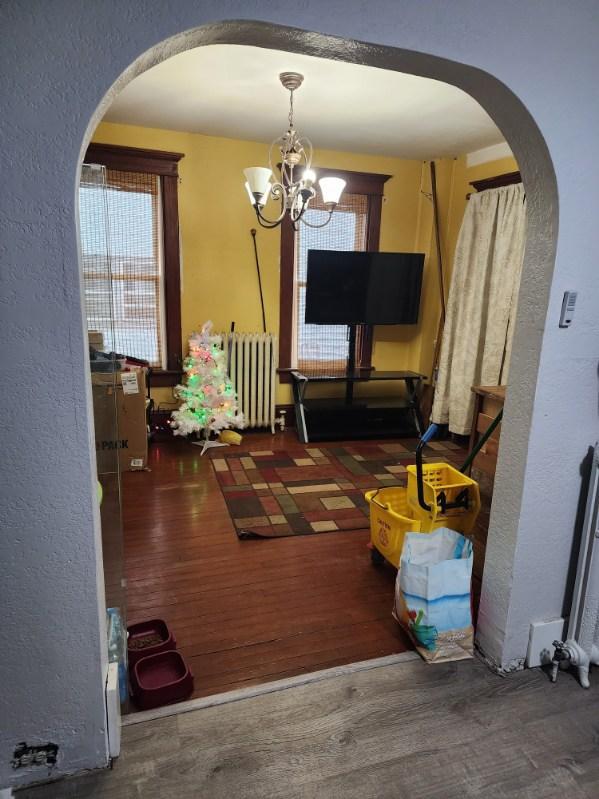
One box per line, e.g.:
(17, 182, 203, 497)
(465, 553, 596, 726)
(294, 192, 368, 374)
(80, 167, 166, 368)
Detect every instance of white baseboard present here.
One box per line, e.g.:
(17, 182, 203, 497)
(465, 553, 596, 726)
(527, 618, 565, 667)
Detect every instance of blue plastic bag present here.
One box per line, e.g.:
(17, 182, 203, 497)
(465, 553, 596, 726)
(393, 528, 474, 662)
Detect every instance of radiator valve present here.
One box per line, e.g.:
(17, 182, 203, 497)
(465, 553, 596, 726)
(550, 639, 599, 688)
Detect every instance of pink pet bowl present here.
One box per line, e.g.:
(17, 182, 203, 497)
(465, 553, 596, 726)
(131, 650, 194, 710)
(127, 619, 176, 667)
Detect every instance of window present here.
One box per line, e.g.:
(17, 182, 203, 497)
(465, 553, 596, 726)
(295, 192, 369, 373)
(81, 143, 183, 384)
(279, 168, 390, 378)
(80, 169, 164, 366)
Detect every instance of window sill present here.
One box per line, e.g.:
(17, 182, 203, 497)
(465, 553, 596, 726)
(151, 369, 182, 387)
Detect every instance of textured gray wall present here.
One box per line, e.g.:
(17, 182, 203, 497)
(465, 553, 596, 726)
(1, 0, 598, 787)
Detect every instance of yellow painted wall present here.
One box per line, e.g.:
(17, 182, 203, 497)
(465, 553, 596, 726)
(408, 158, 457, 385)
(466, 156, 519, 186)
(92, 121, 516, 409)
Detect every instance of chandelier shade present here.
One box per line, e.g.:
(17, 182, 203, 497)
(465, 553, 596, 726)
(243, 72, 346, 230)
(244, 167, 272, 199)
(319, 177, 346, 207)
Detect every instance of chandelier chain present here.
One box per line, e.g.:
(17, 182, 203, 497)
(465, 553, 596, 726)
(288, 88, 294, 130)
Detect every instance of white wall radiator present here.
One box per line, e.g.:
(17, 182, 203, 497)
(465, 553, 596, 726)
(551, 443, 599, 687)
(221, 332, 284, 433)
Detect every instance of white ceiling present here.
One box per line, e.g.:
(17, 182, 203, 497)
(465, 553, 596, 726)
(104, 45, 505, 160)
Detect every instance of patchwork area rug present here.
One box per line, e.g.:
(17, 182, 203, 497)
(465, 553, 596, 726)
(210, 440, 463, 540)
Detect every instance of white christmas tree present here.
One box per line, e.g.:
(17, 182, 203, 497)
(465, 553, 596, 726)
(170, 321, 244, 452)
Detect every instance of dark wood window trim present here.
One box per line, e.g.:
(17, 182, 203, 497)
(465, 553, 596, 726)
(278, 169, 391, 382)
(84, 143, 184, 385)
(467, 170, 522, 198)
(85, 143, 183, 177)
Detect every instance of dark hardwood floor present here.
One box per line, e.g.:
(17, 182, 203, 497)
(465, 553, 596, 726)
(121, 430, 420, 705)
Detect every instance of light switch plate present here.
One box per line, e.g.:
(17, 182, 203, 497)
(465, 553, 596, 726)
(559, 291, 577, 327)
(526, 618, 565, 667)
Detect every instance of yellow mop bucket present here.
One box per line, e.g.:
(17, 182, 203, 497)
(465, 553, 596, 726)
(406, 425, 480, 534)
(365, 486, 423, 568)
(406, 463, 480, 533)
(366, 424, 481, 567)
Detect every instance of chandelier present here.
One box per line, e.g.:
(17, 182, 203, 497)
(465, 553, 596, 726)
(243, 72, 346, 230)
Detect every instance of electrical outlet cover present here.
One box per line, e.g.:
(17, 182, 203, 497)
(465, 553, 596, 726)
(527, 619, 565, 667)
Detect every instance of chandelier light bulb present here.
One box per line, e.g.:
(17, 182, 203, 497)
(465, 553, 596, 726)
(302, 168, 317, 187)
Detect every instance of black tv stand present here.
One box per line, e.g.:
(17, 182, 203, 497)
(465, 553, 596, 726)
(291, 367, 426, 444)
(344, 324, 358, 405)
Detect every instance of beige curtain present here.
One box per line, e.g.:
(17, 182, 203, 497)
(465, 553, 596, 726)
(432, 183, 526, 434)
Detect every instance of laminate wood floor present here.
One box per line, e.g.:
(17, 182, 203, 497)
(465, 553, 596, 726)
(19, 657, 599, 799)
(120, 432, 420, 705)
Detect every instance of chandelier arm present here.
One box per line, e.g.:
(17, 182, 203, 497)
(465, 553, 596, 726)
(269, 181, 288, 209)
(253, 183, 288, 228)
(289, 196, 305, 224)
(299, 209, 336, 229)
(289, 187, 316, 224)
(296, 136, 313, 170)
(268, 138, 282, 176)
(254, 210, 286, 230)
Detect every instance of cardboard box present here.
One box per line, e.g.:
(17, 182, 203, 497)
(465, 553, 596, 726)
(88, 329, 104, 350)
(91, 369, 148, 472)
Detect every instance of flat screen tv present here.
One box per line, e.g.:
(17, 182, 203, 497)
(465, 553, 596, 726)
(305, 250, 424, 325)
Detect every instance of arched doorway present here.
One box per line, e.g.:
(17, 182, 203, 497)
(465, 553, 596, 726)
(81, 19, 556, 679)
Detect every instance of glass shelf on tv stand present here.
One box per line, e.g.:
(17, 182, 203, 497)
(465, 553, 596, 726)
(290, 368, 426, 444)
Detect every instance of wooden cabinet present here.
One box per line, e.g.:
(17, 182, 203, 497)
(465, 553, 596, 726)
(469, 385, 505, 476)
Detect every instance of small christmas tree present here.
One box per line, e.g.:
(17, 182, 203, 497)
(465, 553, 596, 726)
(171, 321, 244, 452)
